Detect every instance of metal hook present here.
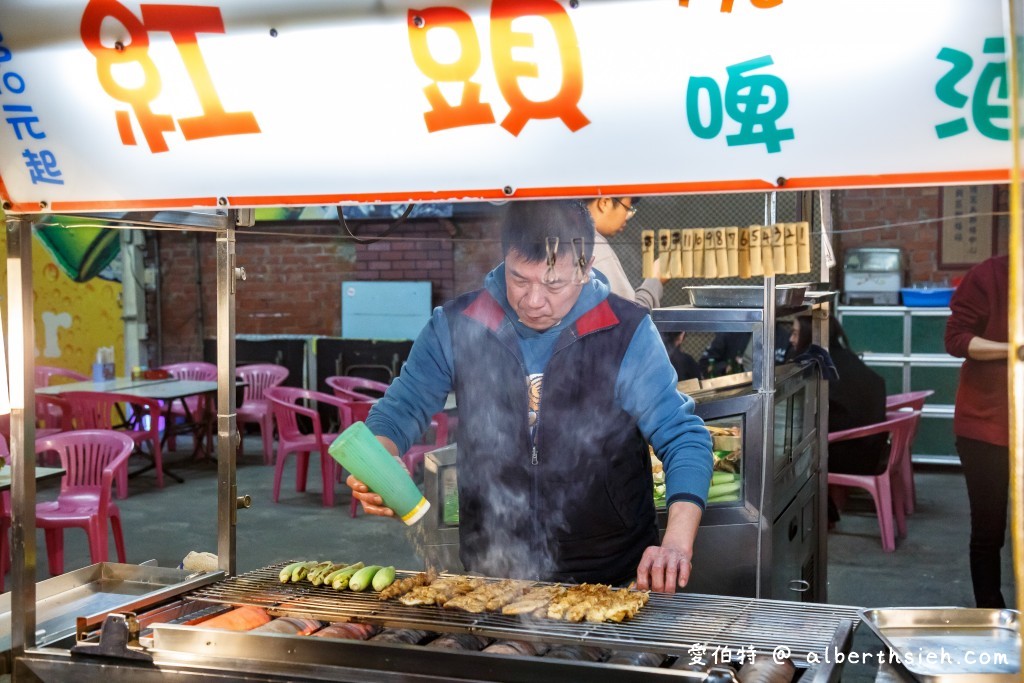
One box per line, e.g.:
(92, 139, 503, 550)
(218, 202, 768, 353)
(544, 237, 559, 284)
(571, 238, 587, 284)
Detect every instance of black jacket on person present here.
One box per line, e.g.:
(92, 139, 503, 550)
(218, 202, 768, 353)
(666, 345, 702, 382)
(445, 289, 659, 585)
(827, 346, 888, 475)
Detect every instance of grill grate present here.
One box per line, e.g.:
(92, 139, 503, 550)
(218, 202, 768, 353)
(185, 563, 860, 660)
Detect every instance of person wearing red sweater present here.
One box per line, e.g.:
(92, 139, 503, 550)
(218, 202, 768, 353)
(944, 254, 1010, 608)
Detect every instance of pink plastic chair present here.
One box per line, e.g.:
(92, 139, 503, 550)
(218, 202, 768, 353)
(827, 411, 919, 552)
(61, 391, 164, 497)
(161, 361, 218, 451)
(236, 364, 289, 464)
(33, 430, 133, 576)
(34, 365, 88, 388)
(0, 396, 72, 454)
(885, 390, 934, 515)
(266, 386, 352, 508)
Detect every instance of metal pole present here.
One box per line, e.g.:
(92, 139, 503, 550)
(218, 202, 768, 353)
(120, 229, 147, 375)
(216, 220, 239, 576)
(1003, 0, 1023, 630)
(755, 193, 778, 599)
(6, 214, 37, 657)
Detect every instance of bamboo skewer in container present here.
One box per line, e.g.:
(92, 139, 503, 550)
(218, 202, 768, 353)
(641, 229, 655, 278)
(692, 229, 705, 278)
(669, 229, 683, 278)
(657, 229, 672, 277)
(738, 227, 751, 279)
(703, 228, 718, 278)
(681, 229, 694, 278)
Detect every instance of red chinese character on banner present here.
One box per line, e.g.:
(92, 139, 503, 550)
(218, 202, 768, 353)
(80, 0, 260, 153)
(407, 7, 496, 132)
(679, 0, 782, 11)
(409, 1, 589, 136)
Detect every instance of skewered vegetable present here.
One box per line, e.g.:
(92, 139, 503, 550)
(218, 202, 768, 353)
(349, 565, 383, 592)
(372, 566, 396, 591)
(331, 563, 366, 590)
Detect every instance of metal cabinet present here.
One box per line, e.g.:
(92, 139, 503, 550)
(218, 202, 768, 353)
(651, 302, 829, 603)
(836, 305, 961, 464)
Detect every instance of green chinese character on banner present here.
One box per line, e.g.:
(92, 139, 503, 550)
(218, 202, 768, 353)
(935, 37, 1022, 141)
(685, 55, 794, 153)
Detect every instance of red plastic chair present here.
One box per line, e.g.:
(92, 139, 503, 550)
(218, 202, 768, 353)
(885, 390, 934, 515)
(61, 391, 164, 497)
(33, 430, 133, 576)
(827, 411, 919, 552)
(236, 364, 289, 465)
(265, 386, 352, 508)
(161, 361, 218, 451)
(34, 365, 88, 388)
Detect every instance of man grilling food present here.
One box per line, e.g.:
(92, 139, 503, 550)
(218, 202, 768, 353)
(347, 199, 713, 592)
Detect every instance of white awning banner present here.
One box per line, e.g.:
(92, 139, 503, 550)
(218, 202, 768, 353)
(0, 0, 1013, 212)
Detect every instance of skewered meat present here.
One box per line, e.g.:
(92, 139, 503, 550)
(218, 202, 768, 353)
(378, 569, 437, 601)
(443, 579, 531, 613)
(399, 575, 485, 606)
(546, 584, 649, 623)
(500, 585, 566, 617)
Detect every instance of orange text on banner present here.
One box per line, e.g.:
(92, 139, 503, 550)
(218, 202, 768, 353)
(408, 7, 496, 132)
(80, 0, 259, 153)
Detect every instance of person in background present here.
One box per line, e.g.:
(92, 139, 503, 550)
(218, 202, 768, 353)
(586, 196, 664, 309)
(790, 315, 887, 524)
(698, 332, 748, 377)
(944, 254, 1010, 609)
(662, 331, 702, 382)
(348, 200, 713, 592)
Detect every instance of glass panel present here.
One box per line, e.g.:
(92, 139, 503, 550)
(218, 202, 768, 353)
(441, 465, 459, 526)
(655, 414, 743, 508)
(910, 365, 960, 406)
(910, 315, 951, 354)
(791, 386, 806, 447)
(913, 415, 957, 458)
(708, 415, 743, 505)
(842, 314, 904, 354)
(866, 363, 905, 396)
(773, 394, 789, 474)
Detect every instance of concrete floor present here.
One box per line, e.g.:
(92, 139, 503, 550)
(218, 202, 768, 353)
(9, 439, 1017, 679)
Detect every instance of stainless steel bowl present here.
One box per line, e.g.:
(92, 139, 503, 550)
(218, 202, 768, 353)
(685, 285, 807, 308)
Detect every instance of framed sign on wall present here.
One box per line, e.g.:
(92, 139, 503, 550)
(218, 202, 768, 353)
(938, 185, 996, 269)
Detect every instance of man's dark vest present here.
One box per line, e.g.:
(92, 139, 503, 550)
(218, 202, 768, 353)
(445, 289, 658, 584)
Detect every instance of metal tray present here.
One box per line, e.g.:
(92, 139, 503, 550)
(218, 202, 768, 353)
(0, 562, 223, 652)
(685, 285, 806, 308)
(860, 607, 1020, 682)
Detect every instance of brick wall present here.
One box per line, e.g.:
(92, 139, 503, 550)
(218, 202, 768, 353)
(154, 188, 1007, 362)
(834, 185, 1008, 286)
(155, 217, 503, 364)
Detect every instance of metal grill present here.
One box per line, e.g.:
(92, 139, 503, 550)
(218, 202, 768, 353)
(185, 563, 859, 662)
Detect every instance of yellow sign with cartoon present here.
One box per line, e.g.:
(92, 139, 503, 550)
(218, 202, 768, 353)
(0, 214, 123, 378)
